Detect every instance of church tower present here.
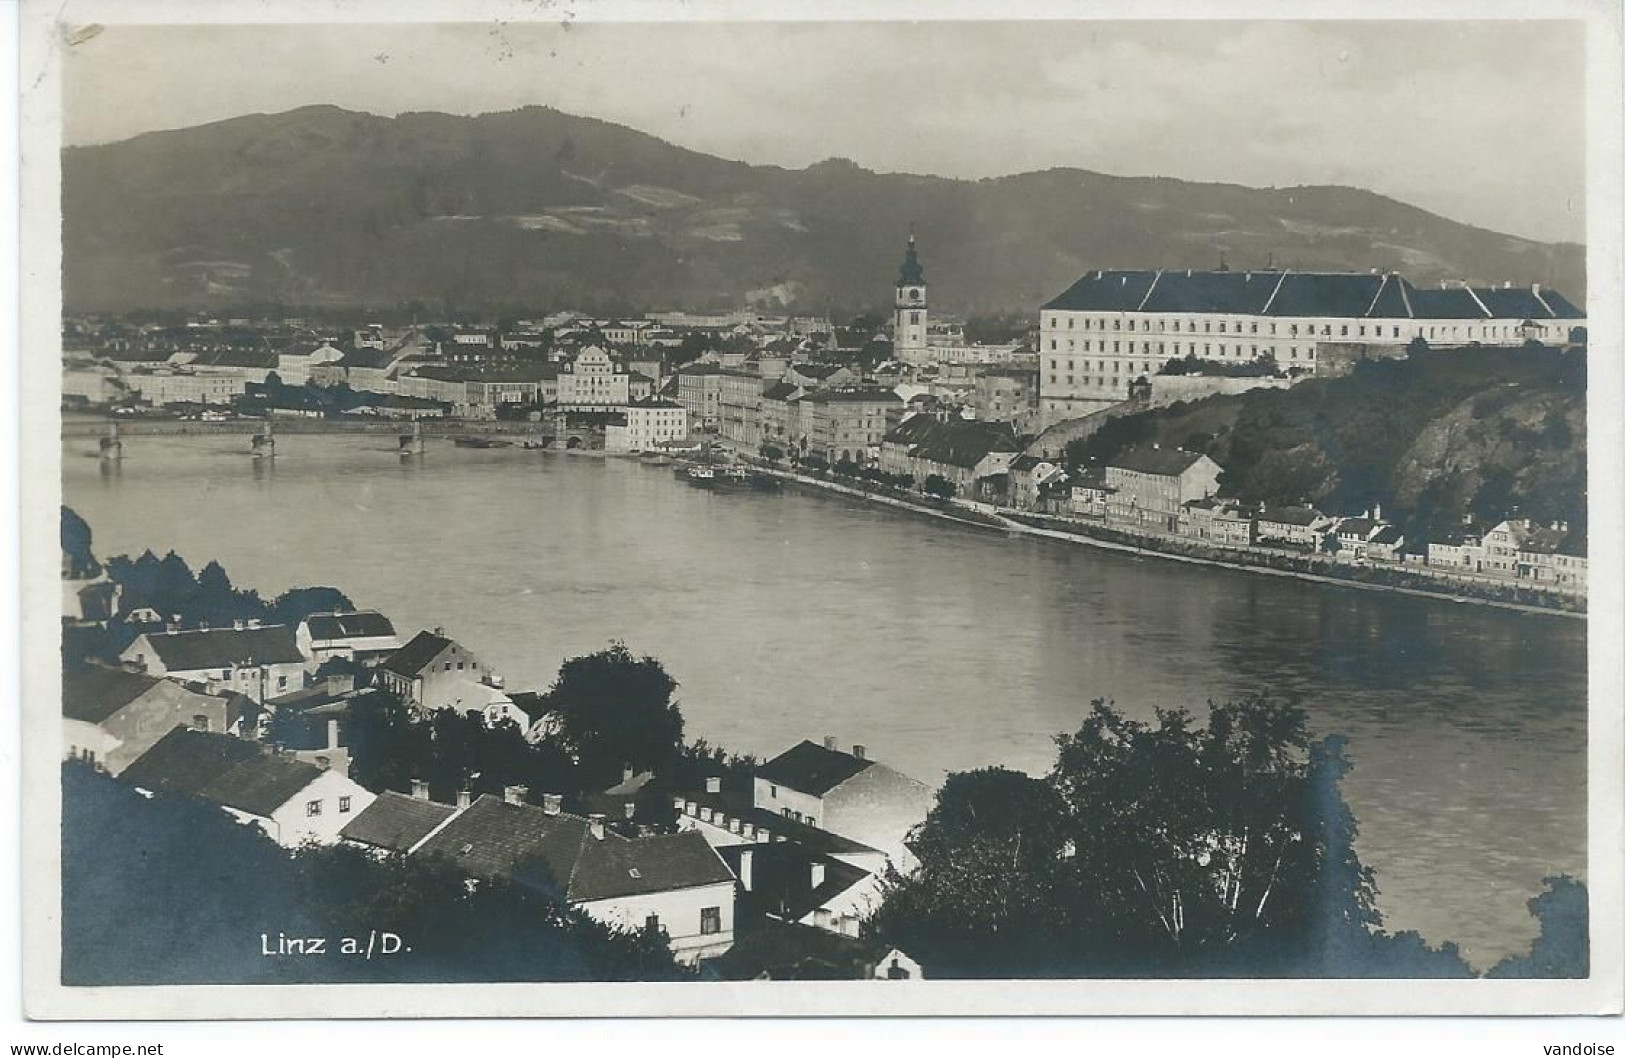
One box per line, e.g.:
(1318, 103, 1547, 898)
(894, 230, 928, 364)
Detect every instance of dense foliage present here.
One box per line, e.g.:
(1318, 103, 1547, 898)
(1066, 346, 1585, 541)
(871, 696, 1476, 978)
(61, 762, 688, 984)
(1486, 876, 1590, 979)
(543, 641, 686, 788)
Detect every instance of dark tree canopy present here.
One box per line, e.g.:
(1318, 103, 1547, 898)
(873, 696, 1474, 978)
(61, 762, 686, 985)
(1487, 875, 1590, 979)
(543, 642, 685, 787)
(61, 506, 100, 578)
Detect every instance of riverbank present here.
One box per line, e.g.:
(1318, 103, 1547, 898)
(61, 414, 549, 438)
(745, 462, 1584, 619)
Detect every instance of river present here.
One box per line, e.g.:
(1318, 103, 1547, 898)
(63, 433, 1588, 970)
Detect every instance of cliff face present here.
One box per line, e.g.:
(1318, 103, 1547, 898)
(1390, 385, 1586, 532)
(1069, 346, 1586, 537)
(62, 105, 1586, 314)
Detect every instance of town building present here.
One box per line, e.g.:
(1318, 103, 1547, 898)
(1006, 455, 1065, 512)
(558, 346, 630, 410)
(276, 341, 345, 387)
(606, 397, 689, 454)
(1255, 505, 1334, 550)
(1180, 497, 1255, 547)
(120, 727, 376, 847)
(1103, 447, 1223, 533)
(63, 665, 248, 775)
(705, 919, 924, 981)
(295, 611, 402, 667)
(878, 415, 1021, 497)
(793, 388, 902, 465)
(973, 366, 1041, 429)
(893, 233, 929, 364)
(1483, 518, 1587, 589)
(1037, 269, 1585, 419)
(376, 630, 492, 715)
(119, 623, 309, 704)
(753, 738, 932, 869)
(674, 365, 728, 430)
(403, 789, 738, 964)
(757, 381, 806, 452)
(716, 370, 766, 449)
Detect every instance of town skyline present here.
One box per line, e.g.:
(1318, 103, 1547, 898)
(62, 20, 1585, 244)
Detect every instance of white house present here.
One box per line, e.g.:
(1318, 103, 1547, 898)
(120, 624, 309, 704)
(120, 727, 376, 847)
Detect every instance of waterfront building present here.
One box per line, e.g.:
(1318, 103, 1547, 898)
(1006, 455, 1065, 512)
(1484, 518, 1587, 588)
(121, 727, 376, 848)
(674, 365, 728, 430)
(1428, 531, 1487, 573)
(1103, 446, 1223, 533)
(606, 397, 690, 454)
(62, 664, 247, 775)
(793, 388, 902, 465)
(753, 738, 932, 870)
(879, 414, 1021, 495)
(558, 346, 630, 410)
(1255, 505, 1335, 550)
(758, 381, 806, 453)
(1069, 466, 1116, 519)
(1181, 496, 1256, 547)
(122, 368, 249, 406)
(716, 370, 765, 448)
(707, 919, 925, 981)
(1037, 269, 1585, 419)
(120, 623, 308, 704)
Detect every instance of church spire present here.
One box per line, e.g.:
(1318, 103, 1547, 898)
(897, 229, 925, 287)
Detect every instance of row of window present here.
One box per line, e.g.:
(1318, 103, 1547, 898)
(305, 796, 354, 817)
(1048, 339, 1318, 361)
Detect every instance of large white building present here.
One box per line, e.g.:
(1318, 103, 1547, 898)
(1036, 269, 1584, 420)
(558, 345, 631, 410)
(606, 397, 690, 453)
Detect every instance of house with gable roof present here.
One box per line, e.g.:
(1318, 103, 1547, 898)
(753, 737, 932, 871)
(62, 664, 250, 775)
(1103, 445, 1223, 532)
(119, 624, 309, 704)
(392, 788, 737, 963)
(120, 727, 375, 847)
(296, 610, 403, 667)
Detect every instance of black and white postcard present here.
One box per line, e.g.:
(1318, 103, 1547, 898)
(15, 0, 1624, 1020)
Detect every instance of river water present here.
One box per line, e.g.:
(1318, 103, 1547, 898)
(63, 433, 1588, 969)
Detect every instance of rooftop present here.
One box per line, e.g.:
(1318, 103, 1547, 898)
(756, 741, 874, 797)
(134, 625, 304, 672)
(339, 790, 457, 853)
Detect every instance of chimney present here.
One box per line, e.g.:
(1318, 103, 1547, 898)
(737, 848, 755, 891)
(120, 659, 144, 673)
(588, 813, 606, 840)
(757, 826, 772, 843)
(410, 777, 429, 800)
(456, 788, 472, 811)
(824, 735, 838, 751)
(728, 816, 743, 834)
(699, 806, 714, 823)
(623, 801, 637, 821)
(314, 755, 331, 771)
(503, 784, 528, 806)
(811, 861, 826, 888)
(1373, 502, 1383, 522)
(246, 618, 262, 629)
(542, 792, 563, 815)
(233, 619, 247, 631)
(704, 775, 722, 794)
(684, 799, 698, 817)
(623, 764, 635, 785)
(1532, 283, 1542, 296)
(852, 744, 866, 760)
(325, 718, 340, 750)
(742, 822, 756, 840)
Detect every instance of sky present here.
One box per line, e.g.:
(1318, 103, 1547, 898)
(61, 19, 1586, 243)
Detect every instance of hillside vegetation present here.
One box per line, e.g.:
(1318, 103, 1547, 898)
(63, 105, 1584, 314)
(1067, 345, 1586, 541)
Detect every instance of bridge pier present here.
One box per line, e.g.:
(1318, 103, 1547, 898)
(251, 420, 275, 459)
(98, 422, 122, 461)
(399, 419, 425, 456)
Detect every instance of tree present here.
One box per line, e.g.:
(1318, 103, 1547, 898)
(870, 768, 1077, 977)
(923, 474, 957, 501)
(269, 586, 356, 626)
(871, 696, 1475, 978)
(60, 762, 688, 985)
(542, 642, 684, 786)
(61, 507, 100, 578)
(1487, 876, 1589, 978)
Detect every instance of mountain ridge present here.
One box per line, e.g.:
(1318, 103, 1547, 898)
(62, 104, 1585, 315)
